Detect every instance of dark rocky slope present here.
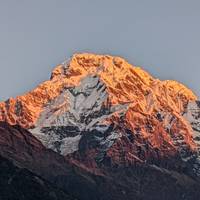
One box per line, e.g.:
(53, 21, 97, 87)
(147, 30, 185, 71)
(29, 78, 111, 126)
(1, 122, 200, 200)
(0, 155, 74, 200)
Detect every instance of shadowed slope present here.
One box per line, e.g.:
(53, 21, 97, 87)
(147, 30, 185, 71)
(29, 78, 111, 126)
(0, 155, 74, 200)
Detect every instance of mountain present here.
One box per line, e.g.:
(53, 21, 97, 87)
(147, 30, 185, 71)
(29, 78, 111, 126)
(0, 53, 200, 199)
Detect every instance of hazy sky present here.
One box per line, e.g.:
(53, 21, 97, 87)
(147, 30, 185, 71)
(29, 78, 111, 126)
(0, 0, 200, 100)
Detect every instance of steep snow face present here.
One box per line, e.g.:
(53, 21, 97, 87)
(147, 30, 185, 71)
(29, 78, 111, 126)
(184, 101, 200, 176)
(184, 101, 200, 143)
(30, 75, 128, 155)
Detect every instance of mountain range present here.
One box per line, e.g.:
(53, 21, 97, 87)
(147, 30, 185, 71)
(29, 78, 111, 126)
(0, 53, 200, 200)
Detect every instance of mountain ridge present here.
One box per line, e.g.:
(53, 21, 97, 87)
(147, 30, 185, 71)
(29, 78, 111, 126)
(0, 53, 200, 199)
(0, 54, 197, 157)
(0, 53, 197, 127)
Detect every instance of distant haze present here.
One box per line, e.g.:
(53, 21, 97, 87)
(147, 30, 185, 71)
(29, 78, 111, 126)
(0, 0, 200, 100)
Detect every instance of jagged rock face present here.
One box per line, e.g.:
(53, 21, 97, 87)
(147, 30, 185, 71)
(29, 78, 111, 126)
(184, 101, 200, 143)
(184, 101, 200, 176)
(30, 75, 127, 156)
(0, 53, 198, 168)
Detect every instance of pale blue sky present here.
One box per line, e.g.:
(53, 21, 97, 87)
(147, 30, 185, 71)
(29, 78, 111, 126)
(0, 0, 200, 100)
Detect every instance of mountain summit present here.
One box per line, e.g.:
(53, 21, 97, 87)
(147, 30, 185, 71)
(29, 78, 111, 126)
(0, 53, 200, 199)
